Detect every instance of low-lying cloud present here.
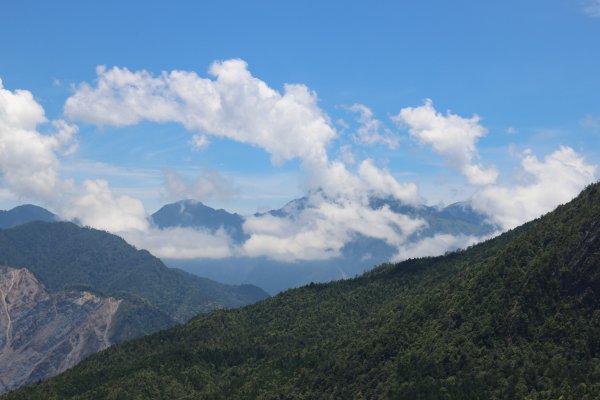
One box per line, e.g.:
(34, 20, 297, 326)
(472, 146, 597, 230)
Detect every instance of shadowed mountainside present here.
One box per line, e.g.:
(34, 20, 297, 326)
(0, 205, 56, 229)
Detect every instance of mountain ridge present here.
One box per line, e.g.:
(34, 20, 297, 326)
(161, 196, 497, 293)
(0, 221, 269, 322)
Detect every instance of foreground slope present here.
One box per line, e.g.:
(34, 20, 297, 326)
(6, 183, 600, 399)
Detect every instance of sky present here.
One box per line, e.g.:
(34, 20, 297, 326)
(0, 0, 599, 262)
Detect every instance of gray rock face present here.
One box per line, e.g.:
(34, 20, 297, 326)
(0, 266, 121, 394)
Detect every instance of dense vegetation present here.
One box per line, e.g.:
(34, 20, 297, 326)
(0, 222, 268, 339)
(5, 183, 600, 399)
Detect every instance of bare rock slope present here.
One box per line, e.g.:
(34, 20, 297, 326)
(0, 267, 120, 393)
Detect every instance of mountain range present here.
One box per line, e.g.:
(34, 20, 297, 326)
(5, 182, 599, 398)
(156, 197, 497, 294)
(0, 196, 498, 295)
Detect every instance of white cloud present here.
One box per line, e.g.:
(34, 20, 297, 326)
(337, 144, 356, 165)
(243, 192, 426, 262)
(190, 134, 210, 150)
(392, 99, 498, 185)
(60, 179, 149, 233)
(122, 226, 235, 259)
(393, 233, 484, 262)
(0, 79, 78, 202)
(583, 0, 600, 17)
(65, 59, 336, 167)
(162, 168, 239, 202)
(304, 159, 421, 207)
(472, 146, 597, 230)
(358, 159, 421, 203)
(348, 103, 400, 149)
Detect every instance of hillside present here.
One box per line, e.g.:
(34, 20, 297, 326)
(0, 221, 268, 323)
(4, 183, 600, 399)
(0, 222, 268, 393)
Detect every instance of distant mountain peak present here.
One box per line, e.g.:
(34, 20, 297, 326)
(0, 204, 56, 229)
(150, 200, 246, 243)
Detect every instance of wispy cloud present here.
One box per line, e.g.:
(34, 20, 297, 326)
(347, 103, 400, 149)
(581, 114, 600, 132)
(582, 0, 600, 17)
(162, 167, 239, 202)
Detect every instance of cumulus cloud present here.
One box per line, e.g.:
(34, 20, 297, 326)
(392, 99, 498, 185)
(306, 159, 421, 206)
(0, 79, 78, 201)
(60, 179, 149, 233)
(472, 146, 597, 230)
(162, 168, 239, 202)
(65, 59, 336, 166)
(348, 103, 400, 149)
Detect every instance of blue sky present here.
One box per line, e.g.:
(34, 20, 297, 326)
(0, 0, 599, 261)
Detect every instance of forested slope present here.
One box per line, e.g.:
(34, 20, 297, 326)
(0, 222, 269, 326)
